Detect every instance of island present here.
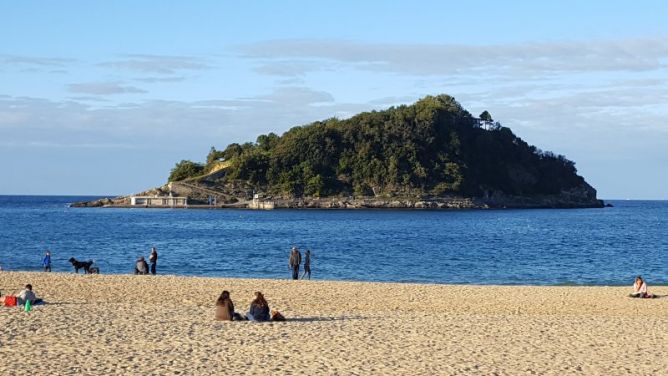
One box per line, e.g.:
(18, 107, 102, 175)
(72, 95, 604, 209)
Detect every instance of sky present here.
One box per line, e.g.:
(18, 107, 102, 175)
(1, 1, 667, 199)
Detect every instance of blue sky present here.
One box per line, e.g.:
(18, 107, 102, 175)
(1, 1, 667, 198)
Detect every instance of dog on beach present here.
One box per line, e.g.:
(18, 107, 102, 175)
(68, 257, 95, 274)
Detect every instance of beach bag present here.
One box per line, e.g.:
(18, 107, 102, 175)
(271, 310, 286, 322)
(4, 295, 17, 307)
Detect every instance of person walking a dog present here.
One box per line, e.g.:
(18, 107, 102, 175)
(288, 247, 301, 280)
(43, 250, 52, 272)
(149, 247, 158, 275)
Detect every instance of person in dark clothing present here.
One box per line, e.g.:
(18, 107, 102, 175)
(135, 256, 149, 275)
(149, 247, 158, 275)
(247, 291, 270, 321)
(43, 250, 52, 272)
(288, 247, 301, 280)
(214, 290, 235, 321)
(301, 250, 311, 280)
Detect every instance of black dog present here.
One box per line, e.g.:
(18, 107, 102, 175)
(68, 257, 95, 274)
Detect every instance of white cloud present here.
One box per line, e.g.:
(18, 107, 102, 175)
(0, 54, 74, 67)
(134, 76, 187, 83)
(0, 87, 371, 152)
(68, 82, 147, 95)
(237, 37, 668, 77)
(99, 54, 210, 74)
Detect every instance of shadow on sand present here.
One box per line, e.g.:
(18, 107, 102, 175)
(285, 315, 366, 323)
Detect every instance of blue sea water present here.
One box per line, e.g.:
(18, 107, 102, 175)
(0, 195, 665, 285)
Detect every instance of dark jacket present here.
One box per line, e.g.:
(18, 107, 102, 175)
(135, 259, 149, 274)
(249, 302, 270, 321)
(149, 251, 158, 263)
(289, 250, 301, 268)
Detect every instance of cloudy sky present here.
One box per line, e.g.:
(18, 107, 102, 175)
(1, 1, 667, 198)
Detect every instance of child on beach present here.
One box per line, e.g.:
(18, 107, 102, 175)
(214, 290, 235, 321)
(246, 291, 270, 322)
(16, 284, 43, 305)
(149, 247, 158, 275)
(301, 250, 311, 280)
(630, 276, 655, 298)
(43, 250, 52, 272)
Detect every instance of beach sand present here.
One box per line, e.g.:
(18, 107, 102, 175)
(0, 272, 666, 375)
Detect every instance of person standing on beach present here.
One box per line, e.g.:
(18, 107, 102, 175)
(301, 250, 311, 280)
(149, 247, 158, 275)
(288, 247, 301, 280)
(43, 250, 52, 272)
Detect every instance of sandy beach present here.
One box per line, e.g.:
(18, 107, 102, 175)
(0, 272, 666, 375)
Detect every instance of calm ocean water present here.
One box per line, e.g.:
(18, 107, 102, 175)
(0, 195, 665, 285)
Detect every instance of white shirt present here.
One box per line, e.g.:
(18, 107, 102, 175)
(633, 281, 647, 294)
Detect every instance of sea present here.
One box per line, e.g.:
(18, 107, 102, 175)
(0, 195, 665, 286)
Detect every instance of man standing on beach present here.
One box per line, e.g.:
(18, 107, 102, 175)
(288, 247, 301, 280)
(43, 250, 52, 272)
(149, 247, 158, 275)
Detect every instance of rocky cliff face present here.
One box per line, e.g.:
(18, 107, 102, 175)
(479, 182, 602, 209)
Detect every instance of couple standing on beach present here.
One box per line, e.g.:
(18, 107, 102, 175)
(288, 247, 311, 280)
(135, 247, 158, 275)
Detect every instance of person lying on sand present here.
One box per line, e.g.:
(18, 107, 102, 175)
(16, 284, 43, 305)
(214, 290, 235, 321)
(629, 276, 655, 298)
(246, 291, 270, 322)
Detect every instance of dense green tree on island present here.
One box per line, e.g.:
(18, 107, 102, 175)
(168, 160, 204, 182)
(168, 95, 587, 199)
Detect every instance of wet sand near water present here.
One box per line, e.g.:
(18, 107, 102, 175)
(0, 272, 666, 375)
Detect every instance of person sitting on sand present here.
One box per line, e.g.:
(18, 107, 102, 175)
(135, 256, 149, 275)
(630, 276, 654, 298)
(214, 290, 235, 321)
(247, 291, 270, 322)
(16, 284, 42, 305)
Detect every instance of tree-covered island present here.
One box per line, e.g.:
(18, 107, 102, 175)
(74, 95, 603, 209)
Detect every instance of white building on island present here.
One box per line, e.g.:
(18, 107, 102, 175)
(129, 196, 188, 207)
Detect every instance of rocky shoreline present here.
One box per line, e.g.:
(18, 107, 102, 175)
(70, 184, 604, 210)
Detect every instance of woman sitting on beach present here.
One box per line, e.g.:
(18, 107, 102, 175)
(214, 290, 235, 321)
(630, 276, 654, 298)
(247, 291, 270, 322)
